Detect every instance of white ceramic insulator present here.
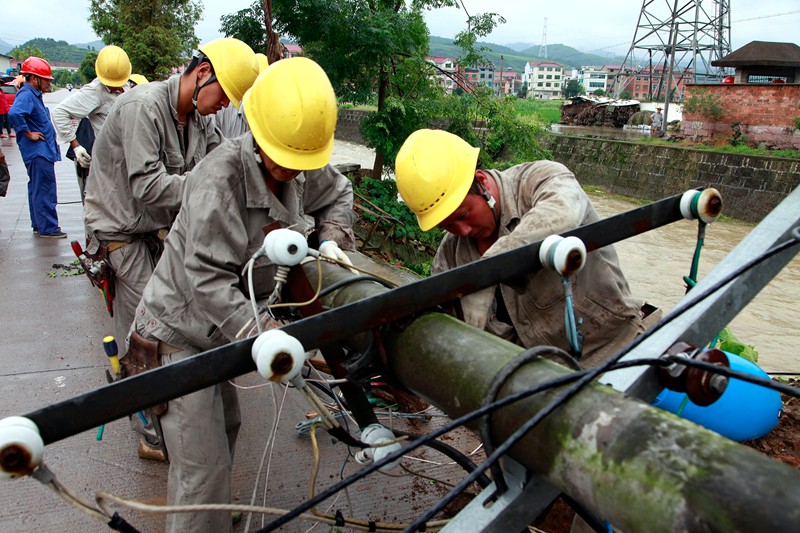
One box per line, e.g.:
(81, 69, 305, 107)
(553, 236, 587, 276)
(539, 235, 564, 270)
(263, 229, 309, 266)
(354, 424, 402, 472)
(540, 235, 586, 276)
(251, 329, 306, 383)
(696, 188, 722, 224)
(0, 417, 44, 480)
(680, 189, 701, 221)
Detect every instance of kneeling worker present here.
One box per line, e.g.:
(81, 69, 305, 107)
(395, 129, 659, 367)
(132, 57, 356, 532)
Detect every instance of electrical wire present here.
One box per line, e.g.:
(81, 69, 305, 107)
(254, 358, 664, 532)
(306, 425, 450, 531)
(317, 274, 398, 299)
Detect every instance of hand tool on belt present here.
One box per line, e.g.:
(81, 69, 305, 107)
(120, 332, 171, 461)
(70, 240, 115, 317)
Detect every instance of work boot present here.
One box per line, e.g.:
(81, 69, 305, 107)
(38, 231, 67, 239)
(137, 437, 167, 462)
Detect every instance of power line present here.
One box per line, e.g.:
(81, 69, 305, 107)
(733, 9, 800, 23)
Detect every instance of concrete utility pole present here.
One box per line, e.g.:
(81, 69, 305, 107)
(313, 262, 800, 533)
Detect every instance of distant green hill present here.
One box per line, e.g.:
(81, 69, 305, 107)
(428, 36, 623, 72)
(16, 38, 91, 63)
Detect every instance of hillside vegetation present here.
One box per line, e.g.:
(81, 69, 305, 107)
(12, 38, 94, 63)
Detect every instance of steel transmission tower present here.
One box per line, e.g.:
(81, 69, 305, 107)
(613, 0, 731, 98)
(538, 17, 548, 58)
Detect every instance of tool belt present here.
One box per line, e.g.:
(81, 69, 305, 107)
(85, 240, 117, 299)
(122, 332, 168, 416)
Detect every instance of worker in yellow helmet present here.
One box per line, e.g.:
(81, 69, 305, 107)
(132, 57, 355, 532)
(214, 52, 270, 138)
(81, 38, 259, 462)
(395, 129, 660, 367)
(52, 45, 132, 200)
(128, 73, 149, 87)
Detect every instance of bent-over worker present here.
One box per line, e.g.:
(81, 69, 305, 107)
(395, 129, 660, 367)
(132, 57, 356, 533)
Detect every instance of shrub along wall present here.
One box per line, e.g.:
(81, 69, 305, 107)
(548, 135, 800, 223)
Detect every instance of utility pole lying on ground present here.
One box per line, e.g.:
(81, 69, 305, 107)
(2, 188, 799, 532)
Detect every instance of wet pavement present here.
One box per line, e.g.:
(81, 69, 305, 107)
(0, 91, 477, 532)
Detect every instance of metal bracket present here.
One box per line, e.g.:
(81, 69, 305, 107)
(441, 458, 560, 533)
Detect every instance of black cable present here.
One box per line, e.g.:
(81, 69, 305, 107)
(407, 230, 800, 531)
(394, 430, 492, 489)
(317, 275, 396, 299)
(479, 346, 569, 497)
(255, 358, 666, 532)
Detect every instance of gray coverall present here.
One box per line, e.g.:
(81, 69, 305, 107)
(83, 74, 221, 349)
(52, 78, 123, 198)
(433, 161, 650, 367)
(133, 133, 356, 533)
(213, 103, 250, 139)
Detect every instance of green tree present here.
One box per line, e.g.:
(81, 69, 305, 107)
(89, 0, 203, 80)
(271, 0, 504, 177)
(563, 79, 584, 99)
(9, 44, 46, 61)
(620, 90, 632, 100)
(79, 51, 99, 84)
(220, 1, 267, 53)
(592, 88, 607, 97)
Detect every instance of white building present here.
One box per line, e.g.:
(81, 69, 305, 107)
(427, 55, 458, 94)
(578, 66, 608, 94)
(524, 61, 564, 99)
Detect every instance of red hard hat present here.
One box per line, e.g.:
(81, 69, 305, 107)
(20, 57, 54, 80)
(722, 76, 734, 84)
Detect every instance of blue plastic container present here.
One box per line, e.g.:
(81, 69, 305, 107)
(652, 351, 782, 441)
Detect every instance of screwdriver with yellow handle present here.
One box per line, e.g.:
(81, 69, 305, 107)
(97, 336, 122, 441)
(103, 336, 121, 376)
(96, 336, 149, 441)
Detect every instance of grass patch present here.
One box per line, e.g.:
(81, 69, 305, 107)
(514, 98, 563, 124)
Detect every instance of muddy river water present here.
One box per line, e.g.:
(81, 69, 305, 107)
(592, 195, 799, 374)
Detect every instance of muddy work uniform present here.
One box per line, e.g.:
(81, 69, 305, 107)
(82, 75, 221, 347)
(132, 133, 355, 533)
(433, 161, 655, 367)
(52, 78, 123, 198)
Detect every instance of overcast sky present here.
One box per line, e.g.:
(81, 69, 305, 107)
(2, 0, 798, 59)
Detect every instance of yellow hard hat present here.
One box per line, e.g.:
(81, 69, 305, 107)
(255, 53, 269, 73)
(128, 74, 149, 86)
(199, 38, 259, 109)
(395, 129, 480, 231)
(95, 45, 132, 88)
(243, 57, 337, 171)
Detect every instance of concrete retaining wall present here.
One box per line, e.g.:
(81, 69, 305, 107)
(548, 134, 800, 223)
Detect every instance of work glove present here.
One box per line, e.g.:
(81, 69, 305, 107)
(236, 313, 283, 341)
(74, 145, 92, 168)
(319, 240, 357, 273)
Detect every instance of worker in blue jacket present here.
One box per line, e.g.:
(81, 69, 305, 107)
(8, 57, 64, 238)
